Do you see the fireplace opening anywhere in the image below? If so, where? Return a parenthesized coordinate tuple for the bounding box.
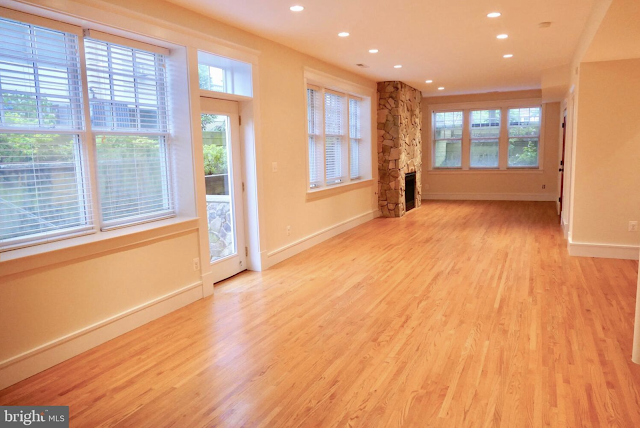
(405, 172, 416, 211)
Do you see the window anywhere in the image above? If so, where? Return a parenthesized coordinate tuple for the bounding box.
(305, 83, 368, 190)
(508, 107, 541, 168)
(470, 109, 500, 168)
(349, 98, 361, 179)
(197, 51, 252, 97)
(430, 104, 543, 171)
(433, 111, 463, 168)
(85, 38, 173, 229)
(0, 14, 179, 251)
(324, 91, 345, 184)
(0, 18, 92, 249)
(307, 87, 322, 188)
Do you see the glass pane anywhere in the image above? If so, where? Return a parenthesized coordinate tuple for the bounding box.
(434, 140, 461, 168)
(471, 109, 500, 138)
(508, 107, 541, 137)
(434, 111, 463, 139)
(508, 138, 539, 167)
(470, 140, 499, 168)
(202, 114, 236, 262)
(0, 133, 89, 242)
(96, 135, 172, 225)
(198, 51, 252, 97)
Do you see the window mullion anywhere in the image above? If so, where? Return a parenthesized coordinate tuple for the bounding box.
(345, 96, 351, 183)
(320, 88, 326, 188)
(499, 108, 509, 170)
(78, 35, 101, 231)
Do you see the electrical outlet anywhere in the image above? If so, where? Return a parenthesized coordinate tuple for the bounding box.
(286, 225, 291, 236)
(542, 184, 546, 189)
(425, 183, 430, 190)
(629, 221, 638, 232)
(193, 257, 200, 271)
(272, 162, 278, 173)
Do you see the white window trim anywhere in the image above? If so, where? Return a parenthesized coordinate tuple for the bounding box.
(427, 98, 545, 173)
(303, 68, 373, 195)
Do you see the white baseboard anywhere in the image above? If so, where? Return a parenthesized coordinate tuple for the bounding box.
(264, 209, 380, 269)
(423, 193, 557, 202)
(568, 240, 639, 260)
(0, 281, 204, 390)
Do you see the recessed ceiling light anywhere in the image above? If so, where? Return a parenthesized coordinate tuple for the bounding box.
(503, 54, 513, 58)
(425, 80, 433, 83)
(369, 49, 379, 53)
(487, 12, 501, 18)
(438, 87, 445, 90)
(497, 34, 509, 39)
(289, 5, 304, 12)
(394, 65, 402, 68)
(338, 32, 350, 37)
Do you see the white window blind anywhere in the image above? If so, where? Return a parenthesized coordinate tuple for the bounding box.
(84, 38, 168, 132)
(324, 91, 345, 184)
(349, 98, 361, 179)
(470, 109, 500, 168)
(0, 17, 92, 250)
(508, 107, 541, 168)
(307, 87, 322, 188)
(84, 37, 173, 228)
(433, 111, 463, 168)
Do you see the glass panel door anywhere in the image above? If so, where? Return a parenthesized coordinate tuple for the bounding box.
(199, 97, 246, 283)
(202, 113, 235, 262)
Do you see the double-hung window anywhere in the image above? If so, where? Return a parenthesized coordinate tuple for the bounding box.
(306, 83, 367, 190)
(431, 105, 543, 170)
(307, 86, 323, 188)
(470, 109, 500, 168)
(0, 13, 176, 251)
(0, 17, 91, 249)
(84, 37, 173, 229)
(324, 90, 345, 185)
(433, 111, 463, 168)
(349, 98, 362, 179)
(508, 107, 541, 168)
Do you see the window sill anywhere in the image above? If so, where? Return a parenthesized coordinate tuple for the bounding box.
(306, 179, 374, 201)
(428, 169, 543, 175)
(0, 216, 199, 277)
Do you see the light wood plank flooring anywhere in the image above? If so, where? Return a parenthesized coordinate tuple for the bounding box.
(1, 201, 640, 427)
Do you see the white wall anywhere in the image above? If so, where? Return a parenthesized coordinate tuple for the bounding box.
(569, 59, 640, 248)
(0, 0, 378, 388)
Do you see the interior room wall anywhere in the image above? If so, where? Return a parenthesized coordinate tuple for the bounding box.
(0, 0, 378, 388)
(569, 58, 640, 248)
(421, 91, 561, 200)
(82, 0, 380, 258)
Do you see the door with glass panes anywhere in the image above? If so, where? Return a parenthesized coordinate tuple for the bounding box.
(200, 97, 246, 282)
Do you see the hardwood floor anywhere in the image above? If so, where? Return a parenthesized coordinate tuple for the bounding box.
(1, 201, 640, 427)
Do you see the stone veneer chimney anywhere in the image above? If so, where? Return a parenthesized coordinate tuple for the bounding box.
(376, 81, 423, 217)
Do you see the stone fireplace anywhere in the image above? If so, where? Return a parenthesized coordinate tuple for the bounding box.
(376, 81, 423, 217)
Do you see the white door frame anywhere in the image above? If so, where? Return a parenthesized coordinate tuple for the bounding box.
(199, 97, 247, 287)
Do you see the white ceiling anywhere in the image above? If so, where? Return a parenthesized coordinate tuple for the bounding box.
(166, 0, 596, 96)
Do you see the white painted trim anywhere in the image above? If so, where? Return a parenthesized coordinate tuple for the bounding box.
(568, 240, 639, 260)
(0, 281, 204, 390)
(264, 210, 380, 269)
(422, 193, 557, 202)
(561, 216, 569, 239)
